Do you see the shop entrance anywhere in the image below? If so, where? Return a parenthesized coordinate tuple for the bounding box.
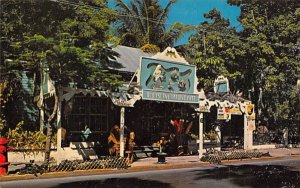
(124, 100, 198, 156)
(203, 106, 244, 151)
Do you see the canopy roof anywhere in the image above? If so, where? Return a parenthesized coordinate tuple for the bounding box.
(110, 45, 153, 73)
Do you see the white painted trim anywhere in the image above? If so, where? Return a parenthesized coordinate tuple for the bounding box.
(198, 113, 204, 159)
(152, 47, 189, 65)
(120, 107, 125, 157)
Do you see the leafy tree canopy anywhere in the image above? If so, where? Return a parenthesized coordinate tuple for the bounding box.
(114, 0, 192, 50)
(0, 0, 122, 130)
(1, 0, 121, 89)
(186, 0, 299, 130)
(186, 8, 242, 90)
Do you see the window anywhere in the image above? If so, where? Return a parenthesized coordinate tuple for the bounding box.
(215, 82, 229, 93)
(65, 95, 109, 135)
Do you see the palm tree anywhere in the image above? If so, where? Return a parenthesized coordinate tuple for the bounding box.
(114, 0, 191, 51)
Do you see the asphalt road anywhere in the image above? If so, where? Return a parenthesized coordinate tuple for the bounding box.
(1, 158, 300, 188)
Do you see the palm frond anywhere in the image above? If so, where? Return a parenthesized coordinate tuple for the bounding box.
(156, 0, 176, 30)
(163, 22, 193, 47)
(116, 0, 146, 34)
(131, 0, 147, 34)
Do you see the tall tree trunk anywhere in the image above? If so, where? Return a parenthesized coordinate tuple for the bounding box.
(44, 91, 58, 164)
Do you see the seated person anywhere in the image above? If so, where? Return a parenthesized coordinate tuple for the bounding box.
(127, 131, 136, 163)
(165, 133, 177, 156)
(108, 125, 120, 155)
(61, 127, 68, 147)
(128, 131, 136, 151)
(81, 125, 92, 141)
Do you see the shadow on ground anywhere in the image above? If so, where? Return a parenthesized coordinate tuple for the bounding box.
(193, 164, 300, 188)
(50, 178, 172, 188)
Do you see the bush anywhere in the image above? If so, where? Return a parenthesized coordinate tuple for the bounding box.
(7, 121, 57, 152)
(140, 44, 160, 53)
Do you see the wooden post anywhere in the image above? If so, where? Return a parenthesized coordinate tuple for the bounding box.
(56, 98, 62, 164)
(40, 108, 44, 132)
(215, 125, 221, 151)
(198, 112, 204, 159)
(244, 113, 248, 150)
(120, 107, 125, 157)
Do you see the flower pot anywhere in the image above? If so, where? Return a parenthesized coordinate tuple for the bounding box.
(157, 152, 167, 163)
(0, 138, 8, 175)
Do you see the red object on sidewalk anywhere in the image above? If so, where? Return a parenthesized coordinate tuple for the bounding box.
(0, 138, 9, 175)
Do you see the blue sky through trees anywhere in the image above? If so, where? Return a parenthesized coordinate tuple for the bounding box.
(109, 0, 241, 46)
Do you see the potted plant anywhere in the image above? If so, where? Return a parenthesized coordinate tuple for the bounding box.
(157, 138, 167, 163)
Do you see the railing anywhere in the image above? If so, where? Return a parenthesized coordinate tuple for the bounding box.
(9, 156, 129, 175)
(201, 149, 271, 164)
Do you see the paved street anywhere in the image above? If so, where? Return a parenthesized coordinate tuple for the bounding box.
(1, 158, 299, 188)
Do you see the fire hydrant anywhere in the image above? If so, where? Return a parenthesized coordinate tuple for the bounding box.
(0, 138, 9, 175)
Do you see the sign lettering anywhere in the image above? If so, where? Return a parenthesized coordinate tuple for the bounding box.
(143, 90, 199, 103)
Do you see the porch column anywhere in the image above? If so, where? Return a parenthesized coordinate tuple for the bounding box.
(243, 114, 247, 149)
(56, 98, 62, 164)
(247, 118, 254, 150)
(198, 112, 204, 159)
(215, 125, 221, 151)
(57, 100, 62, 150)
(120, 107, 125, 157)
(243, 114, 253, 150)
(40, 108, 44, 132)
(39, 70, 44, 132)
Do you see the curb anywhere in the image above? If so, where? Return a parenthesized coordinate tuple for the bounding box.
(2, 155, 300, 182)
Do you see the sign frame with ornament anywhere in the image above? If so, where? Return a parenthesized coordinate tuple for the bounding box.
(217, 107, 231, 120)
(198, 105, 210, 112)
(246, 104, 255, 120)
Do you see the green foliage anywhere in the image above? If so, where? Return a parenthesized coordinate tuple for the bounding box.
(0, 80, 13, 137)
(114, 0, 191, 49)
(1, 0, 121, 88)
(7, 121, 57, 151)
(204, 131, 218, 141)
(186, 1, 300, 132)
(0, 117, 6, 138)
(140, 43, 161, 53)
(231, 0, 299, 128)
(1, 0, 122, 130)
(186, 8, 241, 90)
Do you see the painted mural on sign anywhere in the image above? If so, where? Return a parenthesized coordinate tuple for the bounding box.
(145, 63, 193, 92)
(140, 57, 198, 103)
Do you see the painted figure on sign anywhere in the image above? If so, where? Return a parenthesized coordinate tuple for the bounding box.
(152, 64, 164, 89)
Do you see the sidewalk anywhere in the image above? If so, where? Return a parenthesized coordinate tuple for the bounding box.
(257, 147, 300, 157)
(131, 147, 300, 168)
(2, 148, 300, 181)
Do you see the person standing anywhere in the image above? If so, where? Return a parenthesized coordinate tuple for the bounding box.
(170, 116, 185, 155)
(283, 127, 289, 148)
